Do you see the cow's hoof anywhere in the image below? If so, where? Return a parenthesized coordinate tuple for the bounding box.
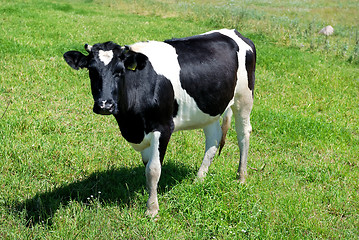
(195, 173, 206, 183)
(195, 177, 205, 183)
(146, 208, 159, 220)
(238, 177, 246, 184)
(236, 171, 247, 184)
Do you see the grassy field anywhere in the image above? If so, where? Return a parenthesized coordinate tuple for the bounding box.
(1, 0, 358, 238)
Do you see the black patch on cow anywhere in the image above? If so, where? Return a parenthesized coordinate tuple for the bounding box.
(173, 100, 179, 118)
(234, 30, 256, 93)
(245, 50, 256, 93)
(165, 32, 239, 116)
(113, 60, 175, 144)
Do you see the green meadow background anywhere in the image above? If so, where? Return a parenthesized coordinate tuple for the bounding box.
(0, 0, 358, 239)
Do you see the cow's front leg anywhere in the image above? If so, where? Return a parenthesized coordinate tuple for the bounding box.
(197, 120, 222, 180)
(141, 130, 171, 217)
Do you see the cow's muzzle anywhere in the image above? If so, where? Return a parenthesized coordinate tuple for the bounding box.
(93, 99, 117, 115)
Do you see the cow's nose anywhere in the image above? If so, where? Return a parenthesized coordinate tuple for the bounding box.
(95, 99, 116, 115)
(101, 100, 114, 111)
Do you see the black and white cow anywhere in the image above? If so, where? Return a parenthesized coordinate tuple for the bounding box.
(63, 29, 256, 217)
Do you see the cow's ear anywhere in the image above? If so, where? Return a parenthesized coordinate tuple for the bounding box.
(63, 51, 88, 70)
(123, 52, 147, 71)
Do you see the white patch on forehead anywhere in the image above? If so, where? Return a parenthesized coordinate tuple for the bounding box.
(98, 50, 113, 66)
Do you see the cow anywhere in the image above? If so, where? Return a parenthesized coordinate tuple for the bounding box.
(63, 29, 256, 217)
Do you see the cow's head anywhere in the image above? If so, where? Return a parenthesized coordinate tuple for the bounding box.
(63, 41, 147, 115)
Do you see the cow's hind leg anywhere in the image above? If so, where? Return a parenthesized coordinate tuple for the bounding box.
(219, 108, 233, 155)
(197, 120, 222, 180)
(232, 93, 253, 183)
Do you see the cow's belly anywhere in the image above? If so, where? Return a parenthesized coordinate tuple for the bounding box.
(173, 96, 221, 131)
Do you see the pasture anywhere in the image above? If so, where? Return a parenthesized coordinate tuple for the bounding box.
(0, 0, 358, 238)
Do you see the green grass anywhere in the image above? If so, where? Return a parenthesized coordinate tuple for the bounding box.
(0, 0, 358, 239)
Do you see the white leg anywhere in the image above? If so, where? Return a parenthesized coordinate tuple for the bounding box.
(197, 121, 222, 179)
(141, 147, 151, 165)
(232, 96, 253, 183)
(142, 131, 162, 217)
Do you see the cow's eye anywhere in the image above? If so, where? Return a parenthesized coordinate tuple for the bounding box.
(88, 61, 97, 70)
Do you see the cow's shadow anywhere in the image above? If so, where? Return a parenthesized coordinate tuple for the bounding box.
(12, 161, 192, 227)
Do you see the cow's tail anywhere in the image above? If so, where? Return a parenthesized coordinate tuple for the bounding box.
(218, 108, 233, 156)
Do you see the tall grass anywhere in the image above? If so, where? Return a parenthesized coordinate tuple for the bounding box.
(98, 0, 359, 63)
(0, 0, 358, 239)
